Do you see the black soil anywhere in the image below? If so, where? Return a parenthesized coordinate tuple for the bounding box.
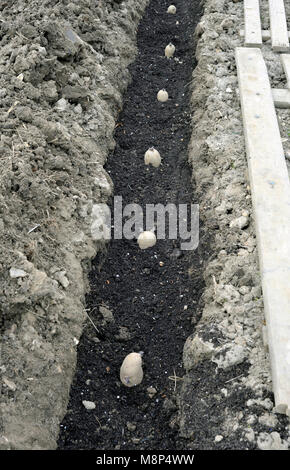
(57, 0, 207, 450)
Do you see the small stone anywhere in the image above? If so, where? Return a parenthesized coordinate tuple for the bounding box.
(126, 422, 137, 432)
(3, 377, 17, 391)
(195, 21, 205, 37)
(258, 398, 274, 411)
(212, 344, 247, 369)
(147, 386, 157, 398)
(245, 428, 255, 442)
(247, 415, 256, 425)
(247, 400, 255, 408)
(55, 98, 68, 111)
(82, 400, 96, 410)
(74, 104, 82, 114)
(9, 268, 28, 278)
(257, 432, 288, 450)
(54, 270, 69, 289)
(115, 326, 131, 342)
(215, 435, 223, 442)
(99, 306, 114, 323)
(183, 333, 215, 371)
(230, 215, 249, 230)
(258, 413, 278, 428)
(239, 286, 250, 295)
(131, 438, 140, 444)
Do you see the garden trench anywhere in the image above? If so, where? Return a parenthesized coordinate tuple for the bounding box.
(2, 0, 289, 451)
(57, 0, 208, 450)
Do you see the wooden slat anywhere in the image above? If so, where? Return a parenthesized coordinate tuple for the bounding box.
(272, 88, 290, 108)
(281, 54, 290, 88)
(269, 0, 289, 51)
(244, 0, 262, 47)
(240, 30, 290, 42)
(236, 47, 290, 416)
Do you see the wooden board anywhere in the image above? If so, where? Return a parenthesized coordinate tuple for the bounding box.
(236, 47, 290, 416)
(281, 54, 290, 88)
(240, 29, 290, 42)
(269, 0, 289, 51)
(244, 0, 262, 47)
(272, 88, 290, 108)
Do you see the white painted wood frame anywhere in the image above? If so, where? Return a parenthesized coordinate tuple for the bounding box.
(244, 0, 262, 47)
(236, 47, 290, 416)
(268, 0, 289, 51)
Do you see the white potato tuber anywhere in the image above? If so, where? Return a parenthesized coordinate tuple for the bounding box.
(157, 89, 169, 102)
(137, 231, 157, 249)
(165, 43, 175, 58)
(120, 352, 144, 387)
(167, 5, 176, 14)
(144, 147, 161, 167)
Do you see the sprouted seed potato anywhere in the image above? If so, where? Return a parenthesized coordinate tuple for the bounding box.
(167, 5, 176, 14)
(165, 43, 175, 58)
(120, 352, 144, 387)
(157, 89, 169, 102)
(137, 231, 157, 249)
(144, 147, 161, 167)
